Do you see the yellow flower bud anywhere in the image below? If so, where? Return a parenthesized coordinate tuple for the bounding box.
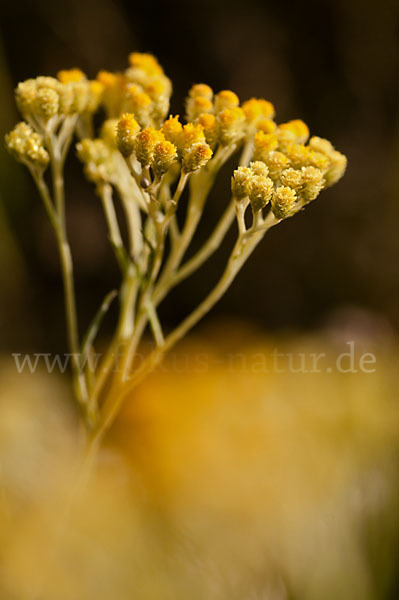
(86, 80, 104, 112)
(280, 167, 304, 188)
(152, 95, 171, 125)
(70, 81, 90, 113)
(15, 79, 37, 115)
(214, 90, 239, 113)
(242, 98, 275, 123)
(249, 175, 274, 211)
(300, 166, 325, 202)
(97, 70, 118, 88)
(188, 84, 213, 100)
(264, 150, 290, 181)
(125, 83, 152, 126)
(217, 107, 245, 145)
(181, 122, 206, 148)
(143, 77, 172, 123)
(324, 150, 347, 187)
(161, 115, 183, 148)
(57, 69, 86, 84)
(258, 99, 275, 118)
(145, 79, 167, 99)
(231, 166, 253, 199)
(253, 131, 278, 161)
(5, 122, 49, 170)
(182, 142, 213, 173)
(198, 113, 219, 147)
(284, 142, 310, 169)
(186, 96, 213, 122)
(271, 186, 298, 219)
(76, 138, 109, 164)
(58, 84, 74, 114)
(276, 128, 296, 149)
(307, 149, 329, 172)
(5, 122, 32, 155)
(116, 113, 140, 157)
(249, 161, 269, 177)
(128, 53, 163, 76)
(76, 139, 111, 183)
(35, 87, 59, 119)
(134, 126, 164, 167)
(97, 71, 125, 117)
(126, 83, 152, 107)
(183, 122, 207, 145)
(256, 118, 277, 134)
(308, 136, 334, 155)
(36, 76, 60, 90)
(25, 136, 50, 168)
(278, 119, 309, 144)
(101, 119, 119, 148)
(152, 140, 178, 178)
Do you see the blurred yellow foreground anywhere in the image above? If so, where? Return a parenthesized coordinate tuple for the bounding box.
(0, 326, 397, 600)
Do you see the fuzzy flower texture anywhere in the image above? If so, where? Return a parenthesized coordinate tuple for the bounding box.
(4, 53, 347, 441)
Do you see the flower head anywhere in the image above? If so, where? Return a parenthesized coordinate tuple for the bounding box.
(116, 113, 140, 157)
(248, 175, 274, 211)
(198, 113, 219, 147)
(152, 141, 178, 178)
(182, 142, 213, 173)
(300, 166, 325, 202)
(188, 84, 213, 100)
(181, 122, 206, 148)
(76, 138, 112, 183)
(186, 96, 213, 122)
(57, 69, 86, 84)
(280, 167, 304, 189)
(242, 98, 275, 123)
(278, 119, 309, 144)
(35, 87, 59, 119)
(134, 126, 164, 167)
(217, 107, 245, 145)
(271, 186, 299, 219)
(5, 122, 49, 170)
(128, 52, 163, 76)
(231, 166, 253, 199)
(254, 131, 278, 160)
(214, 90, 239, 113)
(161, 115, 184, 148)
(324, 150, 347, 187)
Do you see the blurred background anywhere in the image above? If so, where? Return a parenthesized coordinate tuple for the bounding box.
(0, 0, 398, 352)
(0, 1, 398, 599)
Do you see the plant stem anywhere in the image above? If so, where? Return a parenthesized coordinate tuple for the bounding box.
(49, 146, 89, 406)
(32, 154, 88, 409)
(91, 218, 277, 448)
(99, 183, 126, 270)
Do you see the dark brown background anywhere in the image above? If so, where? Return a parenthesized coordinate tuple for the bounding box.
(0, 0, 397, 352)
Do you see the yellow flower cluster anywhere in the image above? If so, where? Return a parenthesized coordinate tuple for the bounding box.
(76, 138, 114, 184)
(232, 162, 273, 212)
(253, 121, 347, 191)
(97, 53, 172, 126)
(231, 118, 346, 219)
(6, 52, 346, 220)
(5, 122, 49, 169)
(15, 72, 103, 122)
(4, 51, 348, 444)
(115, 113, 213, 175)
(232, 117, 346, 220)
(73, 57, 346, 213)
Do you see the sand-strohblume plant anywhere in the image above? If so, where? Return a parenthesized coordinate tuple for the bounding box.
(5, 52, 347, 457)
